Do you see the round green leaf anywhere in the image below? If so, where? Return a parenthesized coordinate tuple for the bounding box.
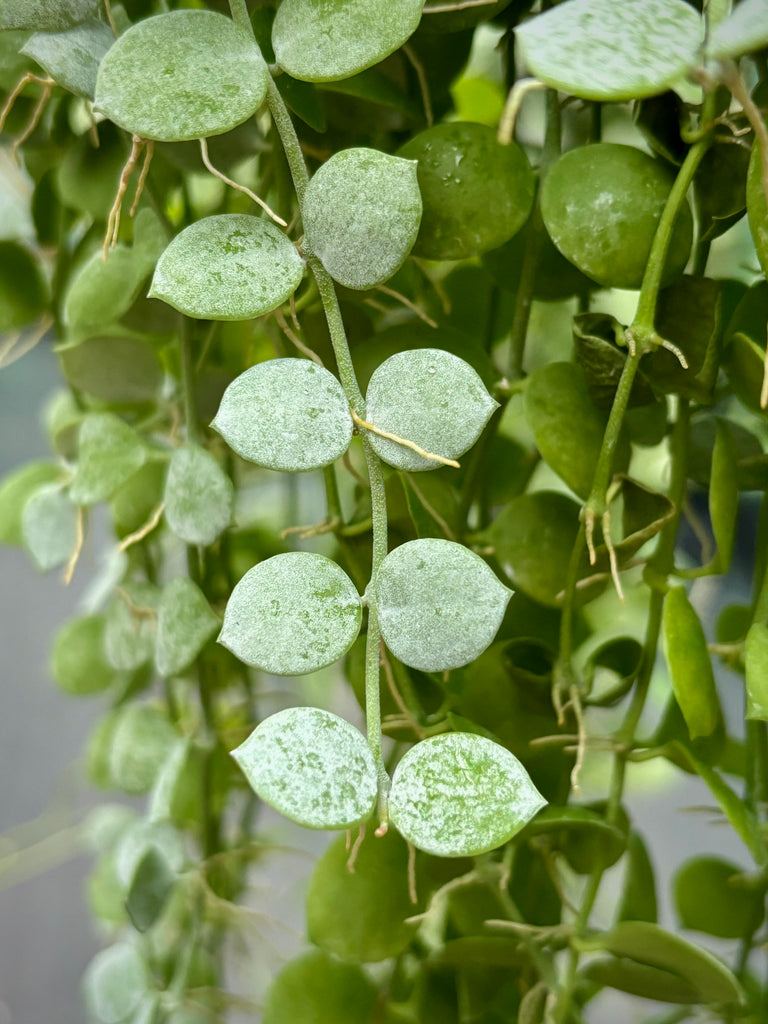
(212, 358, 353, 472)
(150, 215, 304, 321)
(82, 943, 150, 1024)
(164, 444, 233, 547)
(21, 483, 78, 572)
(399, 122, 534, 260)
(307, 830, 418, 963)
(231, 707, 377, 829)
(516, 0, 702, 102)
(304, 148, 421, 290)
(1, 0, 101, 31)
(50, 614, 118, 696)
(220, 552, 362, 674)
(707, 0, 768, 60)
(389, 732, 546, 857)
(104, 583, 158, 672)
(272, 0, 424, 83)
(0, 461, 62, 546)
(364, 348, 498, 472)
(59, 335, 163, 406)
(155, 578, 219, 679)
(111, 461, 166, 540)
(64, 245, 149, 334)
(69, 413, 146, 506)
(375, 539, 511, 672)
(263, 950, 377, 1024)
(94, 11, 269, 142)
(22, 20, 114, 97)
(541, 144, 693, 290)
(109, 703, 178, 796)
(675, 856, 762, 938)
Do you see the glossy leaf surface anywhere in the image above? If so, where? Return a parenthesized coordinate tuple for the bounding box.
(389, 732, 546, 857)
(303, 148, 422, 290)
(307, 830, 418, 963)
(150, 215, 303, 321)
(662, 587, 721, 740)
(231, 707, 377, 829)
(220, 553, 361, 675)
(22, 20, 114, 97)
(541, 144, 692, 290)
(263, 950, 377, 1024)
(364, 348, 497, 472)
(212, 359, 352, 472)
(69, 413, 146, 506)
(399, 123, 534, 259)
(516, 0, 702, 102)
(272, 0, 424, 83)
(155, 578, 219, 678)
(164, 444, 233, 547)
(375, 539, 511, 672)
(95, 11, 269, 141)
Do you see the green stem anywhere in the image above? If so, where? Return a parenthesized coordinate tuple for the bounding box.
(587, 351, 641, 513)
(228, 0, 251, 35)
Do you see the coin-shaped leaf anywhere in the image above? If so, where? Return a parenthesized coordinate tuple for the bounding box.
(374, 539, 511, 672)
(272, 0, 424, 83)
(164, 444, 233, 547)
(155, 578, 220, 678)
(82, 943, 150, 1024)
(231, 707, 376, 829)
(212, 359, 353, 472)
(22, 20, 114, 97)
(399, 122, 534, 260)
(50, 614, 118, 696)
(303, 148, 422, 290)
(95, 11, 269, 141)
(104, 582, 158, 672)
(707, 0, 768, 60)
(21, 483, 78, 572)
(516, 0, 702, 102)
(150, 215, 304, 321)
(263, 950, 377, 1024)
(69, 413, 146, 506)
(1, 0, 101, 31)
(364, 349, 498, 472)
(109, 703, 178, 796)
(389, 732, 546, 857)
(219, 552, 362, 675)
(541, 144, 693, 290)
(0, 461, 62, 546)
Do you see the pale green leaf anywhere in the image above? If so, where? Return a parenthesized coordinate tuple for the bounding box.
(104, 582, 158, 671)
(164, 444, 233, 547)
(69, 413, 146, 506)
(364, 349, 498, 472)
(109, 703, 178, 796)
(374, 539, 511, 671)
(22, 20, 114, 97)
(745, 621, 768, 720)
(155, 578, 219, 678)
(212, 358, 353, 472)
(0, 461, 62, 546)
(50, 614, 118, 696)
(388, 732, 546, 857)
(707, 0, 768, 58)
(747, 141, 768, 281)
(263, 950, 377, 1024)
(1, 0, 101, 31)
(662, 587, 721, 740)
(95, 11, 269, 141)
(114, 819, 186, 889)
(220, 552, 361, 674)
(303, 148, 421, 290)
(21, 483, 78, 572)
(516, 0, 703, 102)
(709, 420, 738, 573)
(272, 0, 424, 83)
(231, 707, 377, 829)
(150, 215, 304, 321)
(82, 943, 150, 1024)
(64, 246, 150, 334)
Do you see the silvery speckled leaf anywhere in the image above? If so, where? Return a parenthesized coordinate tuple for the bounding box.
(707, 0, 768, 59)
(104, 582, 158, 672)
(22, 20, 114, 98)
(516, 0, 703, 102)
(374, 539, 511, 672)
(272, 0, 424, 83)
(21, 483, 78, 571)
(304, 148, 422, 290)
(231, 707, 377, 829)
(388, 732, 546, 857)
(1, 0, 100, 31)
(364, 348, 498, 472)
(220, 552, 362, 675)
(150, 215, 304, 321)
(95, 10, 269, 141)
(155, 577, 220, 678)
(164, 444, 233, 547)
(69, 413, 146, 506)
(82, 943, 150, 1024)
(212, 359, 353, 472)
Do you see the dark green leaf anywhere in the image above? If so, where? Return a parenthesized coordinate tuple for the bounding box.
(59, 334, 163, 405)
(125, 846, 175, 933)
(694, 139, 750, 243)
(0, 241, 47, 331)
(618, 831, 658, 924)
(747, 136, 768, 280)
(573, 313, 655, 409)
(582, 958, 701, 1004)
(675, 856, 763, 938)
(647, 276, 723, 401)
